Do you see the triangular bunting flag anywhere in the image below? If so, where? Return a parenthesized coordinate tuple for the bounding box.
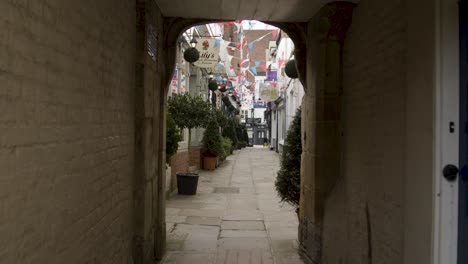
(278, 59, 288, 68)
(260, 64, 267, 72)
(227, 21, 234, 26)
(249, 67, 257, 76)
(248, 42, 255, 51)
(237, 32, 244, 40)
(214, 39, 221, 48)
(272, 29, 280, 39)
(255, 60, 261, 67)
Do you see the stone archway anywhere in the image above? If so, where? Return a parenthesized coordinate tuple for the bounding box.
(134, 2, 355, 262)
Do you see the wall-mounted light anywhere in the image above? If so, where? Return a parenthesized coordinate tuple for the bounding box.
(190, 37, 198, 48)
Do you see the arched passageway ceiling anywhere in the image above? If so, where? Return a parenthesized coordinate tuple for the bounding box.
(154, 0, 349, 22)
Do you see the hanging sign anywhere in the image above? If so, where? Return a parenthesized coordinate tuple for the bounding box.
(193, 38, 220, 68)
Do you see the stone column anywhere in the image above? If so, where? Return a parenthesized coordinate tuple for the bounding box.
(299, 2, 355, 263)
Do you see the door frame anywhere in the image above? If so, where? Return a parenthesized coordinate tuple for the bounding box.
(433, 0, 460, 263)
(458, 0, 468, 263)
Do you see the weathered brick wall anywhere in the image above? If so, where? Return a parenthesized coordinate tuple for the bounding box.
(321, 0, 407, 263)
(189, 146, 201, 169)
(169, 150, 189, 192)
(0, 0, 135, 263)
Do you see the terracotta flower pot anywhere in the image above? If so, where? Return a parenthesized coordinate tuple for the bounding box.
(203, 156, 217, 170)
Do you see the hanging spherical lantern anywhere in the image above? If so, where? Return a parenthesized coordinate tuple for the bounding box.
(183, 47, 200, 63)
(285, 60, 298, 79)
(208, 80, 218, 91)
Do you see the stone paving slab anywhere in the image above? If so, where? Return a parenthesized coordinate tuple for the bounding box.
(185, 216, 221, 226)
(163, 147, 304, 264)
(216, 249, 274, 264)
(220, 230, 268, 238)
(221, 220, 265, 230)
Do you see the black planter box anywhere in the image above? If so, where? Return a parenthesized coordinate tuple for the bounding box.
(176, 173, 199, 195)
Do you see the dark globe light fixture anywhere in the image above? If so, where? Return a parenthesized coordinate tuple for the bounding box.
(285, 60, 299, 79)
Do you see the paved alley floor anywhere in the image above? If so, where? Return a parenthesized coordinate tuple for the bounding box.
(163, 147, 304, 264)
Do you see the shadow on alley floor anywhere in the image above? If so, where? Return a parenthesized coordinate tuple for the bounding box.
(163, 146, 304, 264)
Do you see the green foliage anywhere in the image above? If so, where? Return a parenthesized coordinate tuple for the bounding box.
(220, 137, 233, 161)
(201, 118, 224, 157)
(235, 123, 247, 148)
(213, 108, 228, 128)
(166, 112, 182, 162)
(208, 80, 219, 91)
(275, 108, 302, 208)
(222, 118, 238, 148)
(168, 93, 211, 130)
(243, 127, 249, 143)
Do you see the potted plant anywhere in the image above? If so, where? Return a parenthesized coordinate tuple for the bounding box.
(219, 137, 233, 162)
(222, 117, 238, 150)
(275, 108, 301, 216)
(201, 118, 224, 170)
(168, 93, 211, 195)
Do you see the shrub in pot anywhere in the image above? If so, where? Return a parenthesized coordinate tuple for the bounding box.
(222, 118, 238, 149)
(201, 118, 224, 170)
(275, 108, 301, 211)
(220, 137, 233, 161)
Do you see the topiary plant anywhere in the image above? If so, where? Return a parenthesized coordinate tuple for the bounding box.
(208, 80, 219, 91)
(220, 137, 233, 161)
(184, 47, 200, 63)
(201, 118, 224, 158)
(213, 108, 228, 128)
(275, 108, 301, 208)
(285, 59, 298, 79)
(166, 112, 182, 163)
(222, 118, 238, 148)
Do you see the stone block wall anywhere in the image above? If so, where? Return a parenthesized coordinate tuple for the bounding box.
(309, 0, 436, 264)
(0, 0, 135, 263)
(323, 0, 407, 263)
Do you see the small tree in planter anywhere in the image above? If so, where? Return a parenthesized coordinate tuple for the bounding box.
(201, 118, 224, 170)
(275, 108, 301, 212)
(168, 93, 211, 194)
(222, 117, 238, 149)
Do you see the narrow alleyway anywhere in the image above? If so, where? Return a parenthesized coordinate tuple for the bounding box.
(163, 147, 304, 264)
